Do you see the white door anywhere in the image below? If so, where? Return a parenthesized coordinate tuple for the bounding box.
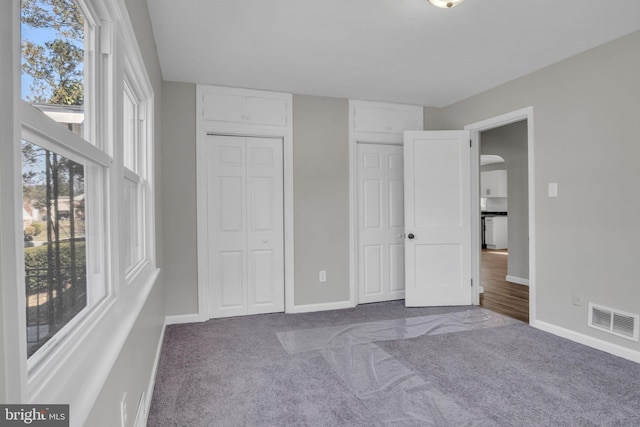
(357, 143, 405, 303)
(204, 134, 284, 318)
(404, 131, 472, 306)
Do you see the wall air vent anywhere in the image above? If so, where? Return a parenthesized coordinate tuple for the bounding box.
(588, 303, 639, 342)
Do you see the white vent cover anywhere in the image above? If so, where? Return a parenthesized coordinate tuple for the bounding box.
(588, 303, 639, 341)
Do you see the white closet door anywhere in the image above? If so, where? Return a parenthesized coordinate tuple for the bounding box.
(206, 135, 284, 318)
(357, 143, 405, 304)
(246, 138, 284, 314)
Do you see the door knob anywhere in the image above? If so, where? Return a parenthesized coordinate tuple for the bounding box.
(407, 233, 415, 239)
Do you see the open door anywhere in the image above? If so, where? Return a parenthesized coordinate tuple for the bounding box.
(404, 130, 472, 307)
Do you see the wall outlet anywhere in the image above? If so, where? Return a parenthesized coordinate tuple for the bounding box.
(121, 392, 128, 427)
(571, 291, 582, 306)
(319, 270, 326, 283)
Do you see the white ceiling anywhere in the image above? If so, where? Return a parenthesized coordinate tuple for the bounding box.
(147, 0, 640, 107)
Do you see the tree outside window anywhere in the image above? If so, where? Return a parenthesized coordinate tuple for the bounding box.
(21, 0, 89, 358)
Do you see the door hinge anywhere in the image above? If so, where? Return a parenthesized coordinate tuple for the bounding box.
(471, 278, 473, 287)
(469, 139, 472, 147)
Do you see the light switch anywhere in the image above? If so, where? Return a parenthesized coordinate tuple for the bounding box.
(548, 183, 558, 197)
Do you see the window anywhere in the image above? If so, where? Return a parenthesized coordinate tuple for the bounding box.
(122, 77, 152, 280)
(21, 0, 91, 142)
(7, 0, 157, 415)
(20, 0, 108, 364)
(21, 137, 107, 359)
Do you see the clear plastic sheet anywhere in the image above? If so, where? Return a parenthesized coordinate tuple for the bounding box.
(322, 343, 495, 426)
(277, 308, 519, 355)
(277, 309, 516, 426)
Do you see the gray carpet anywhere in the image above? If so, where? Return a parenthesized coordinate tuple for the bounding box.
(148, 302, 640, 426)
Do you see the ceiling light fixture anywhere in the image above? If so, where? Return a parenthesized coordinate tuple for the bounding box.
(429, 0, 464, 8)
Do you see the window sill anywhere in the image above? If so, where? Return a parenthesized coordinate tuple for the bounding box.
(27, 267, 161, 426)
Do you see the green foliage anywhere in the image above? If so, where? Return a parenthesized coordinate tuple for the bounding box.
(32, 222, 43, 236)
(21, 0, 85, 105)
(24, 226, 36, 237)
(24, 240, 86, 295)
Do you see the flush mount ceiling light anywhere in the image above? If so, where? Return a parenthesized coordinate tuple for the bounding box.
(429, 0, 465, 8)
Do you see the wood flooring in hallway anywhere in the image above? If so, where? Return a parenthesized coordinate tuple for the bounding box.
(480, 249, 529, 323)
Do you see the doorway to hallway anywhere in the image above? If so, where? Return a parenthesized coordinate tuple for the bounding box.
(467, 107, 534, 323)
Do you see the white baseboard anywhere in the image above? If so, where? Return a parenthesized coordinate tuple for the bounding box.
(142, 322, 166, 426)
(292, 300, 354, 314)
(506, 275, 529, 286)
(533, 320, 640, 364)
(165, 313, 203, 325)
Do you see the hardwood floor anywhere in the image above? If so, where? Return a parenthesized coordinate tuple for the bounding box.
(479, 249, 529, 323)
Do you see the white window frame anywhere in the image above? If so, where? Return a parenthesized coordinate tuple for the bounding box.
(121, 40, 155, 285)
(21, 108, 111, 374)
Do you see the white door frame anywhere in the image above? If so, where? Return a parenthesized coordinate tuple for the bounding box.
(465, 106, 535, 324)
(196, 93, 294, 320)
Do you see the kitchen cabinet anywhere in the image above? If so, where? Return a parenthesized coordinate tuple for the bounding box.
(485, 216, 508, 249)
(481, 170, 507, 198)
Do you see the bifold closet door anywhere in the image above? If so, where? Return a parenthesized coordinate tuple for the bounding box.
(205, 135, 284, 318)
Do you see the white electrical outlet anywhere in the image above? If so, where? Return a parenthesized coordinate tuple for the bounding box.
(121, 392, 128, 427)
(319, 270, 327, 283)
(548, 182, 558, 197)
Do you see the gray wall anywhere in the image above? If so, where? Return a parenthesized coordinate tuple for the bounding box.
(481, 121, 529, 280)
(161, 81, 198, 316)
(438, 30, 640, 351)
(87, 280, 165, 426)
(424, 106, 447, 130)
(293, 95, 350, 305)
(88, 0, 166, 422)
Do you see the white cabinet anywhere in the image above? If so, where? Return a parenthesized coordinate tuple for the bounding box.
(485, 216, 508, 249)
(201, 87, 289, 127)
(351, 101, 423, 136)
(481, 170, 507, 198)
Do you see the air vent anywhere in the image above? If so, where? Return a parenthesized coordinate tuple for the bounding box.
(588, 303, 639, 341)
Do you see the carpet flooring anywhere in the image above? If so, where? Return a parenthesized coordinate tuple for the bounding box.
(148, 302, 640, 426)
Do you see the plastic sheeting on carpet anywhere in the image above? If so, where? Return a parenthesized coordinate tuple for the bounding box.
(277, 309, 517, 426)
(277, 308, 519, 355)
(323, 342, 495, 426)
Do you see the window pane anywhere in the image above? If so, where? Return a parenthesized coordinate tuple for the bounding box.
(22, 140, 87, 358)
(21, 0, 86, 139)
(123, 87, 137, 172)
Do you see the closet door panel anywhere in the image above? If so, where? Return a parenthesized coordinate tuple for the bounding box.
(246, 138, 284, 315)
(207, 136, 248, 318)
